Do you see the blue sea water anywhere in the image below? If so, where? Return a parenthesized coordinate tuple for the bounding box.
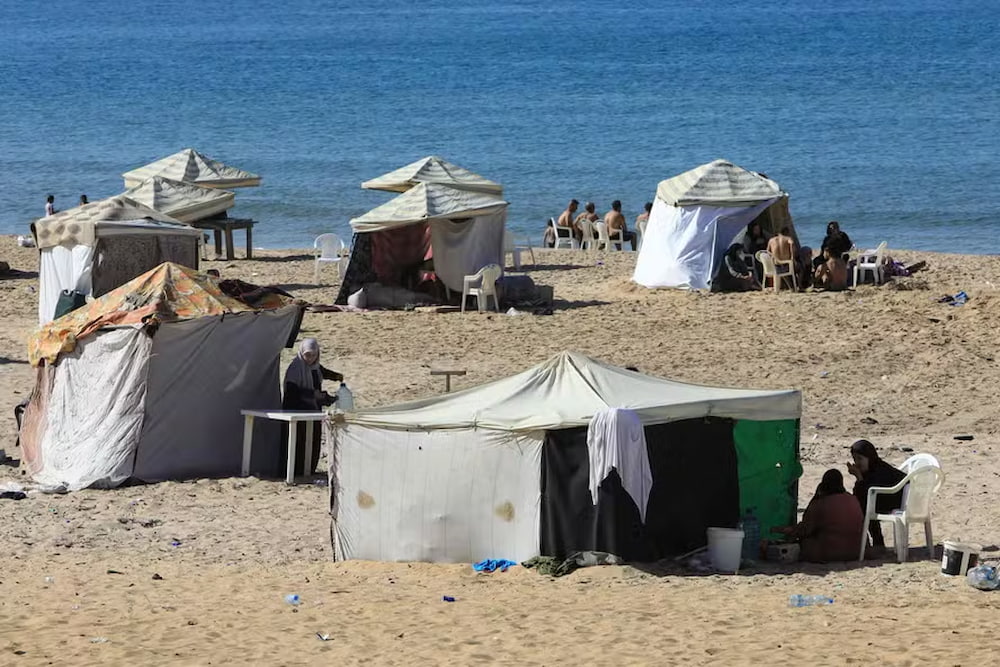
(1, 0, 998, 253)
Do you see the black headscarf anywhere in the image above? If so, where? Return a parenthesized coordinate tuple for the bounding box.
(821, 221, 852, 256)
(816, 468, 846, 497)
(850, 439, 906, 512)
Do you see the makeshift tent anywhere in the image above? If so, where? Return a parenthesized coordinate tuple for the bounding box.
(32, 196, 202, 325)
(20, 262, 302, 490)
(123, 176, 235, 223)
(361, 155, 503, 195)
(122, 148, 261, 189)
(335, 182, 507, 303)
(633, 159, 798, 290)
(328, 351, 802, 563)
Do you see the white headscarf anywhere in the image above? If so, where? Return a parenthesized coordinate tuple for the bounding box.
(284, 338, 320, 389)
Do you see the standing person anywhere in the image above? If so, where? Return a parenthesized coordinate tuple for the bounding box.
(772, 469, 864, 562)
(557, 199, 580, 244)
(282, 339, 344, 476)
(542, 219, 556, 248)
(604, 200, 637, 251)
(79, 194, 89, 206)
(45, 195, 56, 216)
(847, 439, 905, 557)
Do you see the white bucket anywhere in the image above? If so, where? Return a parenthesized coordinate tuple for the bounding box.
(707, 527, 745, 572)
(941, 541, 981, 576)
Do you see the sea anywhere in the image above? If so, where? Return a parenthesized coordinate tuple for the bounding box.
(2, 0, 998, 253)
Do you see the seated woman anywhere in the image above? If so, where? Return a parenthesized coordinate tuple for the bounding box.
(814, 221, 852, 268)
(714, 243, 758, 292)
(773, 469, 864, 562)
(282, 339, 344, 476)
(848, 439, 905, 556)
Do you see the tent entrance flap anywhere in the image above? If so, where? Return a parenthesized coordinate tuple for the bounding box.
(733, 419, 801, 539)
(540, 419, 740, 560)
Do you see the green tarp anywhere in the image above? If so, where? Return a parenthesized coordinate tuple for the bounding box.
(734, 419, 802, 538)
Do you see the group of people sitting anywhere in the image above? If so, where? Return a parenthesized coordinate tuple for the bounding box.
(773, 439, 907, 562)
(544, 199, 651, 251)
(716, 220, 854, 292)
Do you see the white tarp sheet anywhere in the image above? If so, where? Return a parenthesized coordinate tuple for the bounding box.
(30, 329, 151, 490)
(341, 351, 801, 432)
(331, 425, 543, 562)
(633, 198, 775, 290)
(429, 211, 506, 292)
(38, 245, 95, 325)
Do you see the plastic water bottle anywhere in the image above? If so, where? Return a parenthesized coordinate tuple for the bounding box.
(788, 594, 834, 607)
(740, 508, 760, 561)
(336, 383, 354, 411)
(285, 594, 301, 606)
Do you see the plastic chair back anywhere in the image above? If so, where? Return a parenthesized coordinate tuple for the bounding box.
(480, 263, 502, 289)
(900, 466, 944, 521)
(578, 218, 594, 249)
(900, 453, 941, 474)
(315, 233, 345, 259)
(637, 217, 648, 237)
(594, 221, 611, 250)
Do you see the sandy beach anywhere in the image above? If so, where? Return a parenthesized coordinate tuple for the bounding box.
(1, 235, 999, 665)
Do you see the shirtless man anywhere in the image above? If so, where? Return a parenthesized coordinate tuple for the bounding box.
(574, 202, 600, 241)
(813, 247, 848, 290)
(766, 226, 799, 288)
(557, 199, 580, 244)
(604, 200, 637, 251)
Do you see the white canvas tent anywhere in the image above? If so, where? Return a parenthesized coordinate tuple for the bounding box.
(32, 196, 202, 324)
(361, 155, 503, 195)
(20, 263, 302, 490)
(633, 159, 796, 290)
(123, 176, 235, 223)
(340, 182, 508, 297)
(329, 351, 802, 563)
(122, 148, 261, 189)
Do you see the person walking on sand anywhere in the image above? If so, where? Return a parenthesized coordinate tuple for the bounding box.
(605, 200, 637, 251)
(45, 195, 57, 216)
(557, 199, 580, 244)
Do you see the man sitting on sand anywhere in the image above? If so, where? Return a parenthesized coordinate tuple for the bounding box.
(604, 200, 637, 251)
(558, 199, 580, 244)
(766, 226, 797, 288)
(813, 247, 848, 290)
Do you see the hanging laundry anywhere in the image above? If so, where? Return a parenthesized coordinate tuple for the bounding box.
(587, 408, 653, 523)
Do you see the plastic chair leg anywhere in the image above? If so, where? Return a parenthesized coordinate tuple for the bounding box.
(925, 521, 934, 559)
(461, 290, 468, 313)
(894, 521, 908, 562)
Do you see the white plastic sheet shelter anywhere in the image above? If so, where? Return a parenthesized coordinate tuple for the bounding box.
(361, 155, 503, 194)
(32, 196, 201, 324)
(328, 351, 801, 563)
(20, 265, 302, 490)
(123, 176, 235, 223)
(348, 182, 508, 293)
(633, 159, 793, 290)
(122, 148, 261, 189)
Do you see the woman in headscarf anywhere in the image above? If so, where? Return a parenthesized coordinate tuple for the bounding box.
(773, 469, 864, 562)
(282, 338, 343, 476)
(713, 243, 758, 292)
(814, 221, 852, 268)
(848, 439, 906, 554)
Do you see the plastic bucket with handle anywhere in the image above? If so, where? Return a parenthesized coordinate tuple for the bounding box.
(941, 541, 981, 576)
(707, 527, 745, 572)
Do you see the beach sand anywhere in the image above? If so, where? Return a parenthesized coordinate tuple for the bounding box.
(1, 236, 999, 665)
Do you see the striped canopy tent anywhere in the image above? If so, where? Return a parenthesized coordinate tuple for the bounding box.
(337, 183, 508, 303)
(633, 159, 797, 290)
(123, 176, 235, 223)
(361, 156, 503, 195)
(122, 149, 261, 189)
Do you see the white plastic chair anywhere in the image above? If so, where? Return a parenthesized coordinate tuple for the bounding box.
(461, 263, 502, 313)
(552, 217, 576, 249)
(636, 217, 648, 250)
(755, 250, 797, 293)
(854, 241, 888, 286)
(578, 218, 596, 252)
(314, 234, 347, 284)
(594, 222, 613, 252)
(504, 231, 535, 270)
(858, 456, 945, 562)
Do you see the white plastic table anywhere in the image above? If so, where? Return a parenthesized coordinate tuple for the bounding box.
(241, 409, 327, 484)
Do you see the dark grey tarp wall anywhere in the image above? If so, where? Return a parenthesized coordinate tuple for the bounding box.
(540, 418, 740, 560)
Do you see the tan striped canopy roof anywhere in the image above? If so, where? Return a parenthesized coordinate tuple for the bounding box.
(350, 182, 508, 233)
(123, 176, 235, 223)
(122, 149, 261, 189)
(656, 159, 785, 207)
(361, 156, 503, 194)
(32, 196, 194, 249)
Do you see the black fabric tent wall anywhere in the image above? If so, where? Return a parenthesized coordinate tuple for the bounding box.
(540, 417, 740, 560)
